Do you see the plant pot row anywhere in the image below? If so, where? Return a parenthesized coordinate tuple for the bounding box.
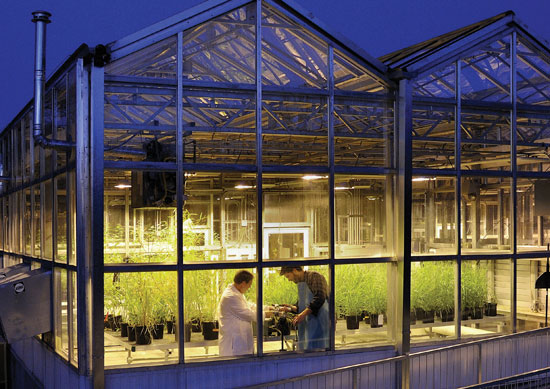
(345, 314, 384, 329)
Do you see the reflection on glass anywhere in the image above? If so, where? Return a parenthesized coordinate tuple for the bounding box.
(70, 271, 78, 366)
(104, 272, 178, 367)
(335, 263, 392, 349)
(461, 177, 511, 253)
(263, 175, 328, 260)
(56, 174, 67, 263)
(517, 178, 550, 251)
(335, 176, 390, 258)
(461, 260, 510, 337)
(411, 261, 455, 343)
(517, 259, 549, 332)
(412, 177, 456, 255)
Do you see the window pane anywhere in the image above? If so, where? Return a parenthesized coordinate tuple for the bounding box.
(54, 268, 69, 359)
(461, 259, 510, 338)
(184, 172, 256, 263)
(461, 177, 511, 254)
(517, 258, 549, 332)
(335, 263, 393, 349)
(263, 265, 329, 354)
(104, 271, 178, 367)
(411, 261, 455, 343)
(413, 64, 455, 99)
(55, 174, 67, 263)
(335, 175, 391, 258)
(184, 269, 257, 361)
(412, 177, 456, 255)
(263, 175, 328, 260)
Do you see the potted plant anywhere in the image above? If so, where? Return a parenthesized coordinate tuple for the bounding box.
(437, 262, 455, 322)
(125, 272, 154, 345)
(336, 264, 366, 329)
(485, 289, 498, 316)
(364, 264, 387, 328)
(462, 262, 488, 320)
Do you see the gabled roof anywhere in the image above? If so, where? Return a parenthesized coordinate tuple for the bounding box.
(106, 0, 390, 84)
(380, 10, 550, 76)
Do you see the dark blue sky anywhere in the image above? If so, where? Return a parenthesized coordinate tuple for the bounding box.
(2, 0, 550, 129)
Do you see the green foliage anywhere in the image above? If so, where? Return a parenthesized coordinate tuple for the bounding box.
(364, 264, 388, 315)
(412, 262, 454, 312)
(462, 262, 488, 309)
(263, 270, 298, 306)
(335, 264, 387, 316)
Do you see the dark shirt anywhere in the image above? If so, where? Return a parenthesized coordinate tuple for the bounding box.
(299, 271, 328, 316)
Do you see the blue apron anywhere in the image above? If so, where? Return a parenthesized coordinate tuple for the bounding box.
(297, 281, 330, 351)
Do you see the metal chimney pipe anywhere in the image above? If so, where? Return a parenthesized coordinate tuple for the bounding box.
(32, 11, 75, 151)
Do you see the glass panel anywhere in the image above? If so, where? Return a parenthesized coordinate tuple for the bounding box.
(517, 178, 550, 252)
(68, 67, 77, 164)
(183, 6, 255, 84)
(335, 263, 392, 349)
(517, 112, 550, 172)
(184, 269, 257, 361)
(44, 90, 54, 175)
(461, 260, 510, 338)
(69, 171, 76, 266)
(263, 174, 328, 260)
(33, 185, 41, 256)
(105, 36, 177, 78)
(412, 177, 456, 255)
(104, 86, 176, 162)
(43, 179, 53, 259)
(182, 91, 255, 165)
(262, 95, 327, 165)
(104, 271, 178, 367)
(461, 108, 510, 171)
(70, 271, 78, 366)
(104, 170, 176, 264)
(333, 50, 386, 93)
(411, 261, 456, 343)
(262, 4, 327, 89)
(461, 35, 511, 102)
(516, 38, 550, 105)
(516, 258, 550, 332)
(54, 268, 69, 358)
(24, 112, 32, 181)
(335, 175, 390, 258)
(183, 172, 256, 263)
(461, 177, 511, 254)
(56, 174, 67, 263)
(24, 188, 31, 254)
(263, 265, 329, 354)
(334, 98, 393, 168)
(412, 104, 455, 169)
(413, 64, 456, 99)
(54, 76, 68, 170)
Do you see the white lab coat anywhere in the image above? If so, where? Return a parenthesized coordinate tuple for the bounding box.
(218, 284, 258, 356)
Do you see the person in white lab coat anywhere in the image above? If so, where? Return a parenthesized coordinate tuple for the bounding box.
(218, 270, 271, 356)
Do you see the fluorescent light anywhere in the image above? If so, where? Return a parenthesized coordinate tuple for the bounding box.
(302, 175, 327, 181)
(235, 184, 254, 189)
(412, 177, 436, 182)
(114, 184, 131, 189)
(335, 185, 354, 190)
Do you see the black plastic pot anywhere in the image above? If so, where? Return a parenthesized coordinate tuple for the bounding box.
(166, 320, 174, 334)
(275, 317, 291, 336)
(135, 326, 152, 345)
(370, 314, 383, 328)
(471, 307, 483, 320)
(191, 318, 201, 333)
(410, 310, 417, 325)
(485, 302, 497, 316)
(184, 323, 192, 342)
(152, 324, 164, 339)
(263, 318, 274, 337)
(440, 309, 454, 322)
(345, 315, 361, 330)
(128, 326, 136, 342)
(120, 322, 129, 338)
(417, 308, 435, 323)
(202, 321, 219, 340)
(462, 308, 470, 320)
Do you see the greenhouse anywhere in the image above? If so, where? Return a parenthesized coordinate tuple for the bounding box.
(2, 1, 550, 388)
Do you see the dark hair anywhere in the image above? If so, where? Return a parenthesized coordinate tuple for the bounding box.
(234, 270, 254, 284)
(279, 266, 303, 275)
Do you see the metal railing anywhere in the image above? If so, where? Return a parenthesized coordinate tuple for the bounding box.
(243, 327, 550, 389)
(459, 366, 550, 388)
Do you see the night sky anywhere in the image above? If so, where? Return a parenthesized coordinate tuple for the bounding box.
(2, 0, 550, 129)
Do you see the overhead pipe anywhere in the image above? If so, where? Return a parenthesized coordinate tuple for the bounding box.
(32, 11, 75, 151)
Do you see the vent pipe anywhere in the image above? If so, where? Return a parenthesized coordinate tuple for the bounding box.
(32, 11, 75, 151)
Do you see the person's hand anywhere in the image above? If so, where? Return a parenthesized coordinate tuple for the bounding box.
(292, 308, 311, 325)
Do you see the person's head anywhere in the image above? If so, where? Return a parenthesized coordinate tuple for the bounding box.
(279, 266, 304, 283)
(234, 270, 254, 293)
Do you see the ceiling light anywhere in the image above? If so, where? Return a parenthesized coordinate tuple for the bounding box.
(114, 183, 131, 189)
(302, 175, 327, 181)
(412, 177, 436, 182)
(235, 184, 255, 189)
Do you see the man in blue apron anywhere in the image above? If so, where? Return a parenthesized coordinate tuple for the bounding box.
(280, 266, 330, 351)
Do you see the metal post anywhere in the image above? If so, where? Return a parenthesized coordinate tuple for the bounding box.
(255, 0, 264, 356)
(455, 60, 462, 339)
(511, 31, 518, 334)
(90, 62, 105, 388)
(328, 45, 336, 351)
